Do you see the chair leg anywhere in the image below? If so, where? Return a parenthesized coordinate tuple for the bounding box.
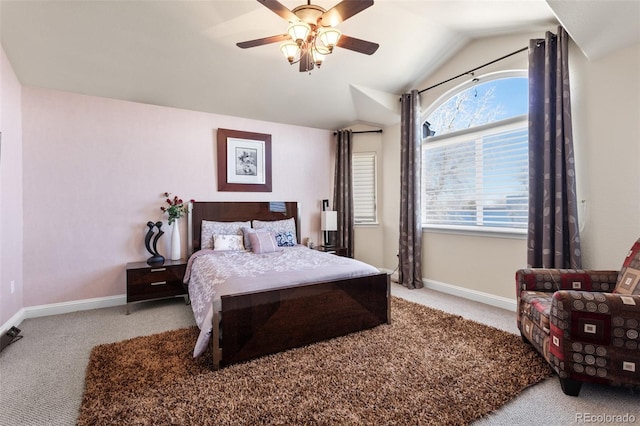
(559, 377, 582, 396)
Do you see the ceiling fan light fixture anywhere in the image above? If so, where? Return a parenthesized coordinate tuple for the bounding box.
(280, 41, 299, 63)
(287, 21, 311, 45)
(236, 0, 378, 74)
(318, 27, 341, 51)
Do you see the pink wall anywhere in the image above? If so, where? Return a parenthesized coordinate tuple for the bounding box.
(0, 47, 24, 325)
(21, 87, 333, 307)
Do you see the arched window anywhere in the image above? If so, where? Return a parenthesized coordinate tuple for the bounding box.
(421, 71, 528, 234)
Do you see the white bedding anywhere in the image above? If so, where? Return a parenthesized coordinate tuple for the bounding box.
(184, 245, 380, 356)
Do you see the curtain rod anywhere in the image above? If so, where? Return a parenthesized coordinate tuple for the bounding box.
(418, 46, 528, 94)
(333, 129, 383, 135)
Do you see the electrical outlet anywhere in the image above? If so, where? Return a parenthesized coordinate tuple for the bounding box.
(10, 280, 15, 294)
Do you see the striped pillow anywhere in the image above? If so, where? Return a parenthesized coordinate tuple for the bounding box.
(248, 232, 281, 254)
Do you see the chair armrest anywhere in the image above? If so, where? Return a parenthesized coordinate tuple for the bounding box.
(549, 291, 640, 370)
(516, 268, 619, 295)
(552, 290, 640, 317)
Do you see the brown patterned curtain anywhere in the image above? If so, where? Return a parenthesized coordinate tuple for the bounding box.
(399, 90, 423, 289)
(333, 129, 354, 257)
(527, 26, 582, 268)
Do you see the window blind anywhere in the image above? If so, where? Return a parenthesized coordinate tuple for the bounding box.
(422, 120, 528, 230)
(352, 152, 377, 224)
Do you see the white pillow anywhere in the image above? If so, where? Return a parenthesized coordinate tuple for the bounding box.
(200, 220, 250, 250)
(213, 234, 245, 251)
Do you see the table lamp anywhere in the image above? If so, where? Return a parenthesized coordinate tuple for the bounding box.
(321, 209, 337, 247)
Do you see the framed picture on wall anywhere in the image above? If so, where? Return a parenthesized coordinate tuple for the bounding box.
(217, 128, 272, 192)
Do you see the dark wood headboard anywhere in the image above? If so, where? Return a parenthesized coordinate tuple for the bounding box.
(188, 201, 300, 254)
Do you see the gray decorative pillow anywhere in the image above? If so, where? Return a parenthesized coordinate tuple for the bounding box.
(252, 218, 297, 245)
(241, 227, 257, 250)
(200, 220, 250, 250)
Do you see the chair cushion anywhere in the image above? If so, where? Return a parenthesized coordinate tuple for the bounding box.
(614, 238, 640, 295)
(520, 291, 552, 332)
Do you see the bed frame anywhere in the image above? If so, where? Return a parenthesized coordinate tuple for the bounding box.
(188, 201, 390, 369)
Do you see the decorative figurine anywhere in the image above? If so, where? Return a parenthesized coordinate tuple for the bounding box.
(145, 221, 165, 266)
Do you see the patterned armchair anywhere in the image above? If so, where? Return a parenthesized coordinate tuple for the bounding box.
(516, 238, 640, 396)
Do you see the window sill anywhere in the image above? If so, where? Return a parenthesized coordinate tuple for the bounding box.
(422, 225, 526, 240)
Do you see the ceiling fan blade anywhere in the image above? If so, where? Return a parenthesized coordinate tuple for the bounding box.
(319, 0, 374, 27)
(237, 34, 289, 49)
(336, 34, 379, 55)
(299, 49, 314, 72)
(257, 0, 298, 22)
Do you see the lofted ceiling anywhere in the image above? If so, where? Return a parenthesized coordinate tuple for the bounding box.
(1, 1, 638, 130)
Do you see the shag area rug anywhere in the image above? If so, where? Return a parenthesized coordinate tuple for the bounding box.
(78, 297, 551, 425)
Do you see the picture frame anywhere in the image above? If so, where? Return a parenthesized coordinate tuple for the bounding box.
(217, 128, 272, 192)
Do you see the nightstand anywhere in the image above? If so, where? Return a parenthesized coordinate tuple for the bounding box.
(126, 259, 188, 314)
(316, 246, 348, 257)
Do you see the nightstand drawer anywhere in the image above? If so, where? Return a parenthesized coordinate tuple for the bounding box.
(126, 278, 185, 302)
(126, 261, 187, 304)
(127, 265, 185, 286)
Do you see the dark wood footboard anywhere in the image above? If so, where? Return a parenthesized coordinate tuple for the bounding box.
(214, 272, 390, 369)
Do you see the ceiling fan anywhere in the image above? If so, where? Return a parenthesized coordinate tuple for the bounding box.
(237, 0, 379, 73)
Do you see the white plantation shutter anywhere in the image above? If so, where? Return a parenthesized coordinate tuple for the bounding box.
(422, 116, 528, 231)
(352, 152, 377, 224)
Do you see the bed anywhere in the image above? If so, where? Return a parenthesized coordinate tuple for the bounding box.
(185, 201, 390, 369)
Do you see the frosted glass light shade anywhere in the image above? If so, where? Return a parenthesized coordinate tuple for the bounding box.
(321, 211, 338, 231)
(280, 42, 299, 63)
(319, 27, 341, 49)
(312, 48, 326, 67)
(288, 21, 311, 44)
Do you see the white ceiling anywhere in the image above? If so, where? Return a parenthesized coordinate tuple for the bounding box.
(1, 1, 638, 130)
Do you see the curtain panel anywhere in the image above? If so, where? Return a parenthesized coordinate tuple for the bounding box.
(399, 90, 423, 289)
(527, 26, 582, 269)
(333, 129, 354, 257)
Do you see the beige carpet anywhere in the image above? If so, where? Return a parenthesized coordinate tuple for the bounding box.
(77, 297, 552, 425)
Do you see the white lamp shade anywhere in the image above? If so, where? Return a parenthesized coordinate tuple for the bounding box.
(287, 21, 311, 44)
(318, 27, 341, 49)
(311, 48, 326, 66)
(321, 211, 338, 231)
(280, 42, 299, 62)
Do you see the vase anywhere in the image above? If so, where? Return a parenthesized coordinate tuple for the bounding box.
(170, 219, 181, 261)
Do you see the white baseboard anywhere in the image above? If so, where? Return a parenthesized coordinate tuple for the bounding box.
(25, 294, 127, 319)
(1, 294, 126, 333)
(380, 268, 516, 312)
(422, 278, 516, 312)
